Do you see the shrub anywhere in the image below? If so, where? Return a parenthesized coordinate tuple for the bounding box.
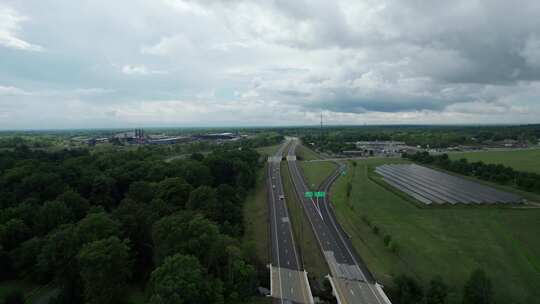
(3, 290, 24, 304)
(384, 235, 392, 247)
(361, 216, 371, 227)
(390, 242, 399, 254)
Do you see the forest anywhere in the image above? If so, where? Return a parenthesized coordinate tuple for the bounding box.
(403, 151, 540, 195)
(300, 124, 540, 153)
(0, 141, 269, 304)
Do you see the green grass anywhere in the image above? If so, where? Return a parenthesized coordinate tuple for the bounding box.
(299, 161, 338, 191)
(330, 158, 540, 304)
(448, 148, 540, 174)
(243, 165, 271, 265)
(281, 162, 330, 281)
(295, 144, 322, 161)
(256, 144, 282, 157)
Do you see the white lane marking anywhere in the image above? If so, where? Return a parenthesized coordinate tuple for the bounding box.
(320, 165, 387, 304)
(269, 162, 284, 304)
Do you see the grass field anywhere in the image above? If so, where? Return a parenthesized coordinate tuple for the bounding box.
(281, 162, 330, 281)
(330, 158, 540, 304)
(256, 144, 282, 157)
(449, 148, 540, 174)
(299, 161, 337, 190)
(295, 144, 322, 161)
(243, 164, 271, 266)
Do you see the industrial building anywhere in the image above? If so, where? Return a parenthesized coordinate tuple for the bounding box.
(355, 141, 408, 155)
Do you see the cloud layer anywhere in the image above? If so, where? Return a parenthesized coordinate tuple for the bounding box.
(1, 0, 540, 129)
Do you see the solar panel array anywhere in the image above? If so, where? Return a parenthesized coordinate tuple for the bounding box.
(375, 164, 523, 205)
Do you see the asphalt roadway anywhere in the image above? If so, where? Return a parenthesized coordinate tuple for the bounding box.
(268, 141, 313, 304)
(286, 139, 391, 304)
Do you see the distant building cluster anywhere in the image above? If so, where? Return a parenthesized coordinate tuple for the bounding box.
(342, 141, 413, 156)
(85, 129, 243, 146)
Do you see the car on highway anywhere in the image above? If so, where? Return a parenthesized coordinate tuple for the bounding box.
(279, 195, 284, 200)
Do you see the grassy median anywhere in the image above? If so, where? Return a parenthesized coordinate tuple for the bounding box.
(255, 144, 282, 158)
(295, 144, 322, 161)
(281, 162, 330, 281)
(243, 164, 270, 265)
(330, 158, 540, 304)
(299, 161, 338, 190)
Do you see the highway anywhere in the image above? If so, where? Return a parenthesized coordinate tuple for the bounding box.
(268, 140, 313, 304)
(286, 139, 391, 304)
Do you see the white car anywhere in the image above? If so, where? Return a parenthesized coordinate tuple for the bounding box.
(279, 195, 285, 200)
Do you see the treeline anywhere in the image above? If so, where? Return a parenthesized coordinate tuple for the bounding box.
(0, 143, 264, 303)
(0, 136, 56, 149)
(239, 133, 284, 150)
(389, 269, 494, 304)
(300, 124, 540, 152)
(403, 151, 540, 195)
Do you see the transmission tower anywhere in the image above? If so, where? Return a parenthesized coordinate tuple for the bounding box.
(320, 112, 323, 139)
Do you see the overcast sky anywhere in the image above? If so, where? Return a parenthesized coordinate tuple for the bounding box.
(1, 0, 540, 129)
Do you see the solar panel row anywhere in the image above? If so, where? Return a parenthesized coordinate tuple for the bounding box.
(375, 164, 523, 205)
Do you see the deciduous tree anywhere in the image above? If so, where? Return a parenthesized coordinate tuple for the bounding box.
(148, 254, 223, 304)
(462, 269, 493, 304)
(77, 236, 132, 304)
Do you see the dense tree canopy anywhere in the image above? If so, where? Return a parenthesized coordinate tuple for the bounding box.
(463, 269, 493, 304)
(426, 276, 448, 304)
(0, 141, 265, 303)
(391, 275, 424, 304)
(148, 254, 223, 304)
(77, 236, 132, 304)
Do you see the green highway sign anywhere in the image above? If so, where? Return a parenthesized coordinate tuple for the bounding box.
(305, 191, 325, 198)
(315, 191, 326, 198)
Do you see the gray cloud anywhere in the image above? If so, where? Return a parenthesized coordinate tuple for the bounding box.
(0, 0, 539, 129)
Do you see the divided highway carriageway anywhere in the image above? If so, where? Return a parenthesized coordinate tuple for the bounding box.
(268, 140, 313, 304)
(286, 139, 392, 304)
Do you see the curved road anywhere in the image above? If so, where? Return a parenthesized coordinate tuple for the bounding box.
(286, 139, 391, 304)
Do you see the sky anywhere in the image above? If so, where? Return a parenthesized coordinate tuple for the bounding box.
(1, 0, 540, 129)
